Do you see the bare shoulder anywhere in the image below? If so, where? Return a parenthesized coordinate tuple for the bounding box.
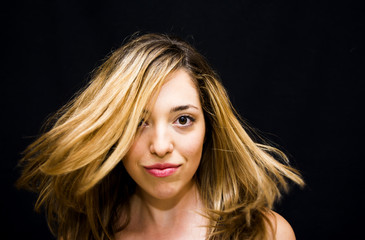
(266, 211, 296, 240)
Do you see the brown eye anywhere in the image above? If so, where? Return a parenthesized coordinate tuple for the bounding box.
(178, 116, 188, 125)
(174, 115, 195, 127)
(138, 118, 148, 128)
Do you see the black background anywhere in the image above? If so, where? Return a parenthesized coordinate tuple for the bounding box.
(2, 0, 364, 239)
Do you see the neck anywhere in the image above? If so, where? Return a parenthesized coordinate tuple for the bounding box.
(126, 182, 207, 237)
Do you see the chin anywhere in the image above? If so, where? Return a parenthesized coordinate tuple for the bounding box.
(150, 184, 182, 200)
(139, 180, 195, 202)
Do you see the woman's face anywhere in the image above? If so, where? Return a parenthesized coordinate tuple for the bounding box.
(123, 69, 205, 201)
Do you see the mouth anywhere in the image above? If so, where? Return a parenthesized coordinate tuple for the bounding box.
(144, 163, 181, 177)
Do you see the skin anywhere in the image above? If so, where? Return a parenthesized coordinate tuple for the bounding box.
(268, 212, 297, 240)
(119, 69, 207, 240)
(117, 68, 296, 240)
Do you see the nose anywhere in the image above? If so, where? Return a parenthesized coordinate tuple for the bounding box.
(149, 124, 173, 157)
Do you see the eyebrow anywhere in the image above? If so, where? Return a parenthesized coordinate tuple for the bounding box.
(170, 104, 199, 113)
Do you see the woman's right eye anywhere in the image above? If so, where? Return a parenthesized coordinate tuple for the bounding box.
(138, 119, 147, 128)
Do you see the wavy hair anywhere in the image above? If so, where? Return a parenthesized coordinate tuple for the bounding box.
(17, 33, 304, 240)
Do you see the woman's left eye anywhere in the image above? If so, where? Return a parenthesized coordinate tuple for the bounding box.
(174, 115, 195, 126)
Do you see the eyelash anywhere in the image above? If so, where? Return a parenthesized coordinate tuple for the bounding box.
(173, 115, 195, 127)
(137, 115, 195, 128)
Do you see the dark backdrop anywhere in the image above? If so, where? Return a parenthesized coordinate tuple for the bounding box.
(2, 0, 364, 239)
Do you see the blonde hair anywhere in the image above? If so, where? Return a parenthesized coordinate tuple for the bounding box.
(17, 33, 304, 240)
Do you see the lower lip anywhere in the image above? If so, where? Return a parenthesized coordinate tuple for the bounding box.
(145, 167, 179, 177)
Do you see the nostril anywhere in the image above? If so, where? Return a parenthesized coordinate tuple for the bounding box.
(150, 141, 173, 157)
(149, 125, 174, 157)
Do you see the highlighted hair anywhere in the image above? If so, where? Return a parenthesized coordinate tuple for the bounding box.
(17, 33, 303, 239)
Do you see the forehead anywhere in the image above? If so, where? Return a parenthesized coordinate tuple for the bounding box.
(150, 69, 201, 110)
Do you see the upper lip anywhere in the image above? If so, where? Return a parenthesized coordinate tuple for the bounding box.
(144, 163, 181, 169)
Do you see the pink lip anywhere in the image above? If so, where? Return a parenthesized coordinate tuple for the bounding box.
(144, 163, 181, 177)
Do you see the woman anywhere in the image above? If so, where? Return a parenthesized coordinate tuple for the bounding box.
(17, 33, 304, 239)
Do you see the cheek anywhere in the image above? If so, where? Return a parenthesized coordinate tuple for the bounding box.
(179, 127, 205, 163)
(123, 136, 146, 172)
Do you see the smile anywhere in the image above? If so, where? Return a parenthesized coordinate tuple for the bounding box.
(144, 163, 181, 177)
